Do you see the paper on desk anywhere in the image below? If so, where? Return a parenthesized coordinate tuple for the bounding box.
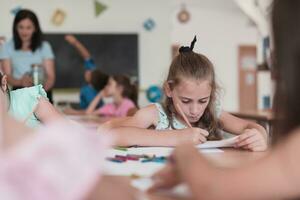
(103, 147, 223, 177)
(197, 136, 238, 149)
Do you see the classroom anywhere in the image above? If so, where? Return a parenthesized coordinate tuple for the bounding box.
(2, 0, 300, 199)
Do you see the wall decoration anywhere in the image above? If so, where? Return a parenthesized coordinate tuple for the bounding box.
(238, 45, 257, 111)
(262, 95, 271, 109)
(245, 73, 255, 86)
(241, 56, 256, 70)
(10, 6, 22, 16)
(51, 9, 66, 26)
(94, 0, 107, 17)
(146, 85, 163, 103)
(143, 18, 155, 31)
(177, 4, 190, 23)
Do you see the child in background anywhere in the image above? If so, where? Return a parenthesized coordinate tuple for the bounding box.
(86, 75, 137, 117)
(0, 72, 64, 127)
(65, 34, 108, 109)
(101, 36, 268, 150)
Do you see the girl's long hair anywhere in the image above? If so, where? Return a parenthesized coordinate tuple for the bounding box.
(163, 49, 222, 140)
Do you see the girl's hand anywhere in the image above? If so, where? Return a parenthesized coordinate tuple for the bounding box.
(100, 88, 109, 98)
(235, 128, 268, 151)
(149, 144, 193, 192)
(177, 127, 209, 145)
(149, 143, 211, 192)
(21, 75, 33, 87)
(148, 163, 180, 192)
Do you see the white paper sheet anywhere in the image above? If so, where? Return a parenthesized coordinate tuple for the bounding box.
(197, 136, 238, 149)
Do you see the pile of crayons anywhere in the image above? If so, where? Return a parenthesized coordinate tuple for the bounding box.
(107, 154, 167, 163)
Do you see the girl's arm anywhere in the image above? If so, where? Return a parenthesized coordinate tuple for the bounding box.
(98, 105, 208, 147)
(65, 35, 91, 60)
(42, 59, 55, 91)
(34, 97, 65, 123)
(101, 104, 158, 129)
(85, 91, 103, 115)
(172, 131, 300, 200)
(219, 111, 268, 151)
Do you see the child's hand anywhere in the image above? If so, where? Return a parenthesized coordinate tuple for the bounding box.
(178, 127, 209, 145)
(150, 143, 210, 192)
(65, 34, 77, 45)
(235, 128, 268, 151)
(100, 88, 109, 98)
(149, 144, 193, 192)
(149, 163, 180, 192)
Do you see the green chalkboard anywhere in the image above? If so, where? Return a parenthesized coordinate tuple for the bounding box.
(44, 33, 138, 88)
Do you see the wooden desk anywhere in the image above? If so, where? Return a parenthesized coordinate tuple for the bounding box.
(230, 109, 274, 135)
(90, 148, 268, 200)
(66, 114, 269, 199)
(230, 110, 273, 122)
(64, 111, 270, 199)
(66, 114, 110, 128)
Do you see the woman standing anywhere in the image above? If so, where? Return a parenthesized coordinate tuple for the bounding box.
(0, 9, 55, 102)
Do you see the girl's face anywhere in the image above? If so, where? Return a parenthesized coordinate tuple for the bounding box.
(168, 78, 211, 123)
(17, 18, 35, 43)
(104, 77, 121, 97)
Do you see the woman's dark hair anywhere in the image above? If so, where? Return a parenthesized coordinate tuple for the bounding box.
(272, 0, 300, 144)
(112, 75, 138, 107)
(90, 69, 109, 91)
(13, 9, 43, 52)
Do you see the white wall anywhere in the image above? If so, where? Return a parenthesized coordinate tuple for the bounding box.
(171, 2, 258, 111)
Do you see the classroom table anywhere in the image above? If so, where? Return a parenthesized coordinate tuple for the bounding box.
(69, 115, 269, 199)
(66, 114, 109, 128)
(93, 147, 268, 200)
(230, 109, 274, 135)
(230, 109, 273, 122)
